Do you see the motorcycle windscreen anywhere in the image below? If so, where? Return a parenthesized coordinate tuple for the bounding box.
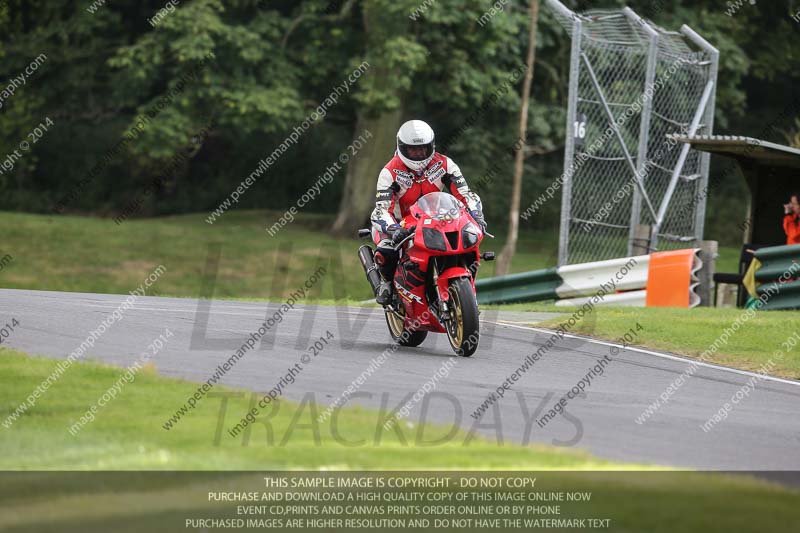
(416, 192, 463, 220)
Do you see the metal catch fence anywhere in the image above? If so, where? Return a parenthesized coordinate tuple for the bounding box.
(545, 0, 719, 265)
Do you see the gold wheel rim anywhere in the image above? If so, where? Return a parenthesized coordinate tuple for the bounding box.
(386, 306, 405, 338)
(447, 286, 464, 348)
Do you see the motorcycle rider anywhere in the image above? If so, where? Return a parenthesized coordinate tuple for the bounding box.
(371, 119, 486, 305)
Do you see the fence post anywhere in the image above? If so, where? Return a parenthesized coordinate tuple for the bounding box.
(682, 25, 720, 243)
(623, 8, 658, 257)
(631, 224, 652, 256)
(557, 15, 582, 266)
(697, 240, 718, 307)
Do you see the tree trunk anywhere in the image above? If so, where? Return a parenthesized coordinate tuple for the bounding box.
(331, 0, 406, 237)
(331, 108, 402, 236)
(494, 0, 540, 276)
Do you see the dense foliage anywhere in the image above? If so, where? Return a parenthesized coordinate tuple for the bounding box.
(0, 0, 798, 244)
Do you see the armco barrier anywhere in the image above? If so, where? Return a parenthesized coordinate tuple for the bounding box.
(556, 289, 647, 308)
(475, 267, 561, 305)
(477, 249, 700, 307)
(753, 244, 800, 283)
(556, 255, 649, 298)
(752, 244, 800, 310)
(756, 280, 800, 310)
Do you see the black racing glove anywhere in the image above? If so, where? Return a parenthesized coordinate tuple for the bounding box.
(391, 226, 415, 246)
(471, 210, 487, 231)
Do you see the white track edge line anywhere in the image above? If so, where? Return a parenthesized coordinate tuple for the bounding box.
(492, 321, 800, 388)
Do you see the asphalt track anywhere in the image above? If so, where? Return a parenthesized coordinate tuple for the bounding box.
(2, 288, 799, 470)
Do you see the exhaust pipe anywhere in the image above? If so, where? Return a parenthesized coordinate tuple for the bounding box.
(358, 245, 382, 296)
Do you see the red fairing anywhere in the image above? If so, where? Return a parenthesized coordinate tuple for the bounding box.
(393, 264, 441, 331)
(392, 193, 483, 332)
(436, 266, 474, 303)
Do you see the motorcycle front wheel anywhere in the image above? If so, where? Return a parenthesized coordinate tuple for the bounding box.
(385, 301, 428, 347)
(445, 277, 480, 357)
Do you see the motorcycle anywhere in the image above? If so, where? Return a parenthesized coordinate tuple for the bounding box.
(358, 191, 494, 357)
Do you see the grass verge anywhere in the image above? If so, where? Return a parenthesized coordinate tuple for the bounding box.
(0, 210, 557, 302)
(531, 306, 800, 380)
(0, 348, 622, 470)
(0, 210, 741, 300)
(0, 349, 798, 533)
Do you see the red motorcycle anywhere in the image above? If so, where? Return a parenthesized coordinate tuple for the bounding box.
(358, 192, 494, 357)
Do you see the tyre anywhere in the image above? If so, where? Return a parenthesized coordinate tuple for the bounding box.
(385, 303, 428, 347)
(445, 277, 480, 357)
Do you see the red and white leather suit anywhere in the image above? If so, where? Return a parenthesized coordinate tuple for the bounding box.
(370, 152, 482, 245)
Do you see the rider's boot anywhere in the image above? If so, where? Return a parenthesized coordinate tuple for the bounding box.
(376, 280, 392, 306)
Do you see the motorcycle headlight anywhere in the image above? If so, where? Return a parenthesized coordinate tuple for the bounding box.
(461, 223, 480, 248)
(422, 228, 447, 251)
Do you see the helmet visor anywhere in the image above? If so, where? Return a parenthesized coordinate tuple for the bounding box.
(398, 141, 434, 162)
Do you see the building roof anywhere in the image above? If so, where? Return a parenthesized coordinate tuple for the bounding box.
(670, 134, 800, 168)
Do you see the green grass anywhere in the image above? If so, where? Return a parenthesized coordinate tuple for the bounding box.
(0, 210, 557, 302)
(531, 306, 800, 379)
(0, 212, 795, 531)
(0, 208, 783, 377)
(0, 348, 621, 471)
(1, 349, 798, 532)
(0, 209, 741, 301)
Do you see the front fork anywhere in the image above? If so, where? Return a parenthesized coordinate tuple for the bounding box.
(432, 268, 450, 320)
(434, 266, 472, 321)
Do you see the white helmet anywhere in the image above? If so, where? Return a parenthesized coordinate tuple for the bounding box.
(397, 120, 435, 173)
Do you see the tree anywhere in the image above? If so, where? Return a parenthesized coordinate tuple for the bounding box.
(330, 0, 427, 235)
(494, 0, 539, 276)
(0, 0, 795, 250)
(328, 0, 537, 236)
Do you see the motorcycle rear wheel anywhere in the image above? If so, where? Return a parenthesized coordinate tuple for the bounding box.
(445, 277, 480, 357)
(385, 302, 428, 347)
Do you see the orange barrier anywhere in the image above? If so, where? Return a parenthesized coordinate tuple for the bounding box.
(645, 249, 698, 308)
